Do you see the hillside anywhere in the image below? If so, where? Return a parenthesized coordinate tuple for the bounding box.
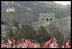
(1, 1, 71, 23)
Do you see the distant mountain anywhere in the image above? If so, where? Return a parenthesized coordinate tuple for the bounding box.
(1, 1, 71, 23)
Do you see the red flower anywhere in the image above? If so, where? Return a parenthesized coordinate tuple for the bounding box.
(11, 38, 16, 44)
(21, 38, 25, 43)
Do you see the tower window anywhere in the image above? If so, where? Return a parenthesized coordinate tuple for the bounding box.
(47, 18, 48, 21)
(51, 18, 52, 21)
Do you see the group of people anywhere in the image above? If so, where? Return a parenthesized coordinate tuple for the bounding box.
(43, 37, 71, 48)
(1, 38, 40, 48)
(1, 37, 71, 48)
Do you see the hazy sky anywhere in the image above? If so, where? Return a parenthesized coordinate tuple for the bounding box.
(54, 1, 71, 5)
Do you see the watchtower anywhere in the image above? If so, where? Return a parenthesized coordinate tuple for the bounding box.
(39, 13, 55, 26)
